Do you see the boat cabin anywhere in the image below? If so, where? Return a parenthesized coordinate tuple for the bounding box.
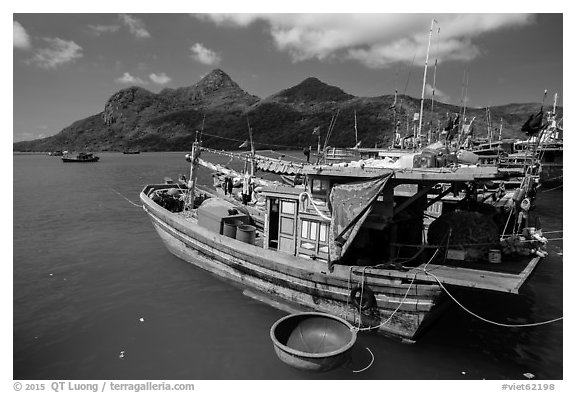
(260, 167, 475, 268)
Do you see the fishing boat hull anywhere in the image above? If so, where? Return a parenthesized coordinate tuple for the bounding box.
(141, 185, 446, 342)
(62, 156, 99, 162)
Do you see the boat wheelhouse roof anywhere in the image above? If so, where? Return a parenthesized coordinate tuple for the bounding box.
(301, 164, 509, 183)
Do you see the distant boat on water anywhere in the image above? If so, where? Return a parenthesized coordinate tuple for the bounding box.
(62, 152, 100, 163)
(123, 150, 140, 155)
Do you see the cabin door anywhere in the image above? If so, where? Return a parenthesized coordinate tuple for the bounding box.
(277, 199, 298, 255)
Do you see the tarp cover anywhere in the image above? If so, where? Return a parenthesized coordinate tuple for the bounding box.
(328, 173, 393, 268)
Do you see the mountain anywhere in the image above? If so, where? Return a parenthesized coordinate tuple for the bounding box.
(13, 69, 562, 152)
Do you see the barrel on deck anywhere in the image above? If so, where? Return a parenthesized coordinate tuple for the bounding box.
(236, 224, 256, 244)
(223, 220, 242, 238)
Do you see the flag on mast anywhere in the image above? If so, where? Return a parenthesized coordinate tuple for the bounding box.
(521, 107, 544, 136)
(312, 126, 320, 135)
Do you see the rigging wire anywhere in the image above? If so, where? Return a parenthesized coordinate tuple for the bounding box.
(201, 131, 304, 150)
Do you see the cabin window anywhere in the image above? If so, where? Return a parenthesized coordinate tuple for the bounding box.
(281, 200, 296, 214)
(311, 179, 329, 194)
(299, 219, 329, 259)
(301, 220, 309, 239)
(319, 223, 327, 242)
(309, 222, 318, 240)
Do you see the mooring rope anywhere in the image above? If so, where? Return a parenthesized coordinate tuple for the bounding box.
(349, 242, 443, 332)
(416, 267, 563, 328)
(352, 347, 375, 373)
(541, 184, 563, 192)
(109, 187, 143, 208)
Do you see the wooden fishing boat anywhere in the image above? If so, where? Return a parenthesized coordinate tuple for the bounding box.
(140, 141, 546, 342)
(61, 152, 99, 162)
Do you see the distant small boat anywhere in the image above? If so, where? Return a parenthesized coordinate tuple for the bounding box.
(62, 152, 100, 163)
(123, 150, 140, 155)
(48, 151, 63, 156)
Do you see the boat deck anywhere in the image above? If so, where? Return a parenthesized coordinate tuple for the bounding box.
(406, 256, 541, 294)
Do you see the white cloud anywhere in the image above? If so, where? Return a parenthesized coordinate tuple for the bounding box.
(115, 72, 147, 85)
(149, 72, 172, 85)
(424, 83, 450, 103)
(28, 38, 83, 68)
(119, 14, 151, 38)
(14, 21, 31, 49)
(88, 24, 121, 35)
(190, 43, 221, 65)
(195, 13, 534, 68)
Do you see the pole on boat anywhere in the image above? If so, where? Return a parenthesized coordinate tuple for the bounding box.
(418, 19, 437, 148)
(200, 113, 206, 143)
(354, 109, 358, 147)
(391, 88, 399, 148)
(187, 131, 200, 208)
(247, 117, 255, 176)
(428, 25, 440, 146)
(456, 68, 469, 150)
(486, 107, 492, 149)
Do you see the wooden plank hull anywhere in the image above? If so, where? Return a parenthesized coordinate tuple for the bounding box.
(141, 186, 447, 342)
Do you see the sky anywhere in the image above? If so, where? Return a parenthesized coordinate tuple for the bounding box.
(11, 6, 565, 143)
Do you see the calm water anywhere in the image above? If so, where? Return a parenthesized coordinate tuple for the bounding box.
(13, 152, 563, 380)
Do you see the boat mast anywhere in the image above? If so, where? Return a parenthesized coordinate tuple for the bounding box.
(246, 117, 255, 176)
(187, 131, 200, 208)
(486, 106, 492, 148)
(391, 89, 398, 148)
(457, 68, 469, 149)
(354, 109, 358, 147)
(429, 25, 440, 145)
(418, 19, 437, 148)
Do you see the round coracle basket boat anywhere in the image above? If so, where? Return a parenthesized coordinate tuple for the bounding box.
(270, 312, 357, 372)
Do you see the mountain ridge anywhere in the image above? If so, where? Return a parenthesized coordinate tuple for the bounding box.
(13, 68, 561, 152)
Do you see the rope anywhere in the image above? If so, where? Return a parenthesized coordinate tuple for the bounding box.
(351, 242, 444, 332)
(109, 187, 143, 208)
(298, 192, 331, 221)
(541, 184, 563, 192)
(419, 268, 563, 328)
(352, 347, 374, 373)
(201, 131, 304, 150)
(353, 275, 416, 332)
